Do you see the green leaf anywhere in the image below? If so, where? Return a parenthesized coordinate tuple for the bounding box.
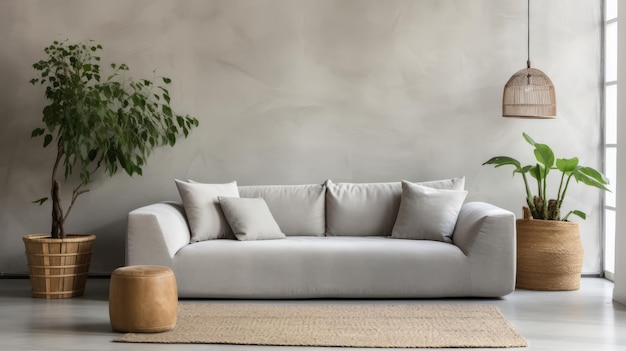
(131, 94, 142, 106)
(563, 210, 587, 221)
(31, 128, 45, 137)
(482, 156, 522, 170)
(528, 165, 543, 180)
(88, 149, 98, 161)
(103, 85, 112, 99)
(162, 77, 171, 84)
(162, 105, 172, 117)
(32, 197, 48, 205)
(556, 157, 579, 173)
(533, 143, 555, 171)
(43, 134, 53, 147)
(575, 167, 611, 191)
(135, 155, 144, 166)
(520, 165, 533, 173)
(523, 132, 537, 146)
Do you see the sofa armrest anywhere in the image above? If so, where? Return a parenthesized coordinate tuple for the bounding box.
(452, 202, 516, 296)
(126, 201, 190, 267)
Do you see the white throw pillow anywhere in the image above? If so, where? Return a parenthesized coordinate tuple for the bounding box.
(418, 177, 465, 191)
(175, 179, 239, 241)
(391, 181, 468, 242)
(218, 197, 286, 241)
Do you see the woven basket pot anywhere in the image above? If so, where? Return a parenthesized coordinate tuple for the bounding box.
(516, 214, 583, 291)
(23, 234, 96, 299)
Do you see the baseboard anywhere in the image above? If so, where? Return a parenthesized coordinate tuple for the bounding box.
(0, 273, 29, 279)
(0, 272, 608, 279)
(581, 273, 604, 278)
(0, 273, 111, 279)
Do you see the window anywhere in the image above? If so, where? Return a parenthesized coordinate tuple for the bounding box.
(604, 0, 618, 279)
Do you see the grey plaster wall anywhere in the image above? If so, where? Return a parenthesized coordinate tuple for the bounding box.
(0, 0, 603, 274)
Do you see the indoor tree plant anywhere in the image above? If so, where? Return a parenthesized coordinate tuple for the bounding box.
(483, 132, 610, 291)
(25, 39, 199, 298)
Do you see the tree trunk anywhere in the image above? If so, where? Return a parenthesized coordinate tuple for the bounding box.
(51, 180, 65, 239)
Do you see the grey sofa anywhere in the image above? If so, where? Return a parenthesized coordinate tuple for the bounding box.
(126, 179, 516, 298)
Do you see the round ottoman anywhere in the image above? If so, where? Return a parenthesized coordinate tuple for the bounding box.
(109, 265, 178, 333)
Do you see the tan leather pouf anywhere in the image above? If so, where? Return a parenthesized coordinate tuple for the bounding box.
(109, 265, 178, 333)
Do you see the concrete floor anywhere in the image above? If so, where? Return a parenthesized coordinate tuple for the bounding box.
(0, 278, 625, 351)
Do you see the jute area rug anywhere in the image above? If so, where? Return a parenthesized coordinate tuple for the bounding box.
(115, 304, 528, 348)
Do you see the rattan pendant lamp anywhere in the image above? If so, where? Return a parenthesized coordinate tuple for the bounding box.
(502, 0, 556, 119)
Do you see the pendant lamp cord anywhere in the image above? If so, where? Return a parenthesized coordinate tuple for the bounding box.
(527, 0, 531, 68)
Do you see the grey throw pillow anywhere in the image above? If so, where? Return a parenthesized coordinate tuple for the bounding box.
(218, 197, 286, 241)
(175, 179, 239, 241)
(391, 181, 468, 242)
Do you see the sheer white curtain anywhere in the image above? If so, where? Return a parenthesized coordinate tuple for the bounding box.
(613, 0, 626, 305)
(605, 0, 618, 280)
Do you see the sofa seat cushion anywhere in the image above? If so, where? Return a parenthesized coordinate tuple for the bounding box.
(238, 184, 325, 236)
(172, 236, 471, 298)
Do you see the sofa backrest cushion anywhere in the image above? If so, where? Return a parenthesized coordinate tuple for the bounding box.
(238, 184, 326, 236)
(325, 177, 465, 236)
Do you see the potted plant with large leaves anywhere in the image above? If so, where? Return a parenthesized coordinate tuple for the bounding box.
(25, 40, 199, 298)
(483, 132, 610, 291)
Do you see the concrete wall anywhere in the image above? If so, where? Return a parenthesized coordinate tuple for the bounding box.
(0, 0, 603, 274)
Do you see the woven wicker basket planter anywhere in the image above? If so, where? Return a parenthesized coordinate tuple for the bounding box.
(23, 234, 96, 299)
(516, 215, 583, 291)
